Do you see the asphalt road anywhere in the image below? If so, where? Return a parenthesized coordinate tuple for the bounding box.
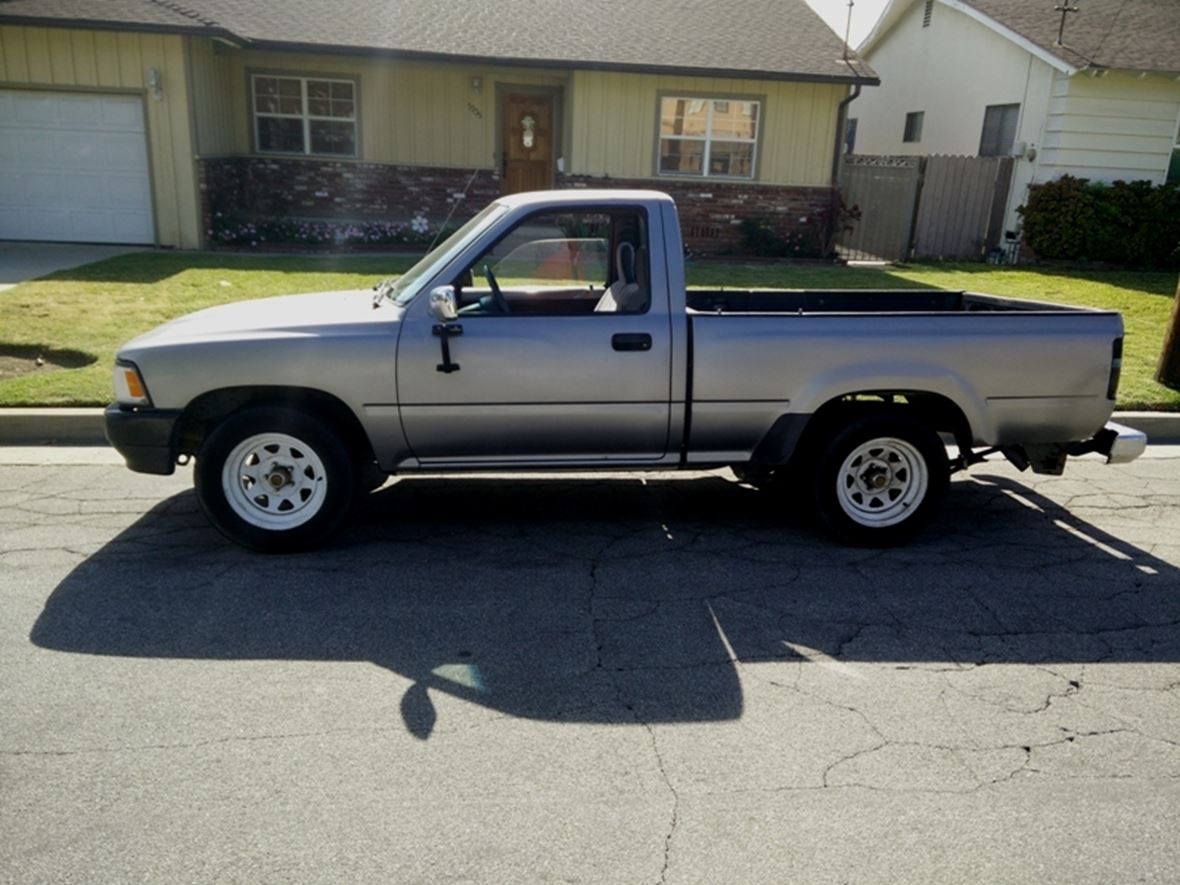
(2, 451, 1179, 884)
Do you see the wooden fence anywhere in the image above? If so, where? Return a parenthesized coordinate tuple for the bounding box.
(838, 154, 1015, 262)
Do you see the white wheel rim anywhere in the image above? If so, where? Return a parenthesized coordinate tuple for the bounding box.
(835, 436, 928, 528)
(221, 432, 328, 530)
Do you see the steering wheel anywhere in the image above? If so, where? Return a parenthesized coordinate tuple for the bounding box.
(483, 264, 510, 314)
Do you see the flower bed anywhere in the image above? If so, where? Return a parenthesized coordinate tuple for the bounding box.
(208, 213, 446, 249)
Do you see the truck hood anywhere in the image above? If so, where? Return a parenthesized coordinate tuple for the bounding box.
(121, 289, 399, 351)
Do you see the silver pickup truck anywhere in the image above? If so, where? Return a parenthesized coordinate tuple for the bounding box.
(106, 189, 1145, 550)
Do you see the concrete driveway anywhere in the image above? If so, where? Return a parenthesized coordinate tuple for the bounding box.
(1, 453, 1179, 883)
(0, 241, 147, 290)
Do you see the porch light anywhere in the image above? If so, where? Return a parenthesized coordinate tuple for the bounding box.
(146, 67, 163, 100)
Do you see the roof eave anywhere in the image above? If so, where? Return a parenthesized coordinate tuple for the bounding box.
(241, 39, 880, 85)
(0, 13, 229, 40)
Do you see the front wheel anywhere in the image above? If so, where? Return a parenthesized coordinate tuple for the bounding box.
(812, 414, 948, 546)
(194, 407, 354, 552)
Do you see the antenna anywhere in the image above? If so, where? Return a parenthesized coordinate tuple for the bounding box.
(1054, 1, 1080, 45)
(843, 0, 855, 61)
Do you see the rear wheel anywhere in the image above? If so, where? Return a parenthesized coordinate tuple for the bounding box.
(195, 407, 354, 552)
(813, 413, 948, 546)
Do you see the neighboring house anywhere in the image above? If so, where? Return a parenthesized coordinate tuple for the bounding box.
(0, 0, 876, 252)
(848, 0, 1180, 234)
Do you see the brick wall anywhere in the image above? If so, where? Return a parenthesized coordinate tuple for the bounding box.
(558, 174, 837, 254)
(199, 157, 837, 254)
(199, 157, 502, 243)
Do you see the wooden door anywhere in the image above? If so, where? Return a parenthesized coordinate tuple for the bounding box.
(501, 92, 554, 195)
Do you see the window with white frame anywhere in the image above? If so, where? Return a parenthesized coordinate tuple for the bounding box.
(252, 74, 357, 157)
(658, 97, 759, 179)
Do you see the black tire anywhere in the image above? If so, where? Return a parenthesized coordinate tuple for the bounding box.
(194, 407, 355, 553)
(812, 413, 948, 547)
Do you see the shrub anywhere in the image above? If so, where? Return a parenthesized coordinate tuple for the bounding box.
(1018, 176, 1180, 268)
(738, 219, 819, 258)
(208, 213, 448, 248)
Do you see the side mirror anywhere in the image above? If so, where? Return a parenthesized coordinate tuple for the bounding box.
(427, 285, 458, 322)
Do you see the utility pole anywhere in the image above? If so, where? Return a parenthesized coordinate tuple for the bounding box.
(1157, 276, 1180, 390)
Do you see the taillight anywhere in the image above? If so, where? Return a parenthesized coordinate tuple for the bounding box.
(1106, 337, 1122, 400)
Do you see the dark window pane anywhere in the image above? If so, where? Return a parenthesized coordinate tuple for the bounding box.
(331, 82, 354, 100)
(258, 117, 305, 153)
(332, 99, 354, 119)
(903, 111, 924, 143)
(307, 80, 331, 99)
(255, 77, 278, 96)
(1168, 147, 1180, 183)
(659, 139, 704, 174)
(979, 103, 1020, 156)
(255, 95, 280, 114)
(278, 78, 301, 96)
(309, 120, 356, 155)
(308, 98, 331, 117)
(278, 96, 302, 115)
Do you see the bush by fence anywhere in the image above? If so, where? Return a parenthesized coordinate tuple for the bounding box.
(1018, 176, 1180, 268)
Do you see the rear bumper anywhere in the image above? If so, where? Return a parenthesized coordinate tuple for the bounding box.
(104, 404, 182, 475)
(1093, 420, 1148, 464)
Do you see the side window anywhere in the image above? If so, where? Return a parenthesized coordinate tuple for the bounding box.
(453, 209, 650, 316)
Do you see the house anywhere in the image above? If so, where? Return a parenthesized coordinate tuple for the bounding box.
(846, 0, 1180, 235)
(0, 0, 876, 253)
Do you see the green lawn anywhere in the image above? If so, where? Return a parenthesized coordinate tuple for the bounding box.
(1, 251, 1176, 409)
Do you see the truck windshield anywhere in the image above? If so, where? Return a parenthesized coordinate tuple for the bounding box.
(388, 203, 509, 306)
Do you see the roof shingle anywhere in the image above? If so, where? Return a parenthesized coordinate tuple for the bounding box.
(0, 0, 877, 83)
(962, 0, 1179, 73)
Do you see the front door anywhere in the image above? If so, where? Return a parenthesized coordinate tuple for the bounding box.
(396, 206, 671, 465)
(501, 92, 555, 195)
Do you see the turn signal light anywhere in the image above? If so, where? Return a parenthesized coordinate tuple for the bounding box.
(113, 360, 152, 407)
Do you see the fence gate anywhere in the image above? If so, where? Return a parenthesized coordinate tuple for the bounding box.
(912, 155, 1014, 260)
(838, 154, 1015, 262)
(836, 155, 922, 262)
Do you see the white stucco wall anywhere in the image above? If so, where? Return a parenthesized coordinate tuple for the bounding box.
(851, 0, 1056, 158)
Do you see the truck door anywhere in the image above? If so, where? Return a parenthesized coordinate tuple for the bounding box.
(396, 207, 672, 464)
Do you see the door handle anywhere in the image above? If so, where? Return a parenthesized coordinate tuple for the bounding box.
(612, 333, 652, 352)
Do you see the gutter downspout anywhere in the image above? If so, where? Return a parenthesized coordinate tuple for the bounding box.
(831, 81, 862, 185)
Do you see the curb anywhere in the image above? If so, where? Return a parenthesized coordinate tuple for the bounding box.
(2, 407, 1179, 447)
(0, 408, 107, 445)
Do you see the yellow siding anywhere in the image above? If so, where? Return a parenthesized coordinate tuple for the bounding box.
(0, 24, 201, 248)
(187, 41, 839, 186)
(188, 41, 569, 168)
(570, 70, 843, 186)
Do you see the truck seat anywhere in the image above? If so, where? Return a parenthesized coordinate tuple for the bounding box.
(594, 242, 646, 313)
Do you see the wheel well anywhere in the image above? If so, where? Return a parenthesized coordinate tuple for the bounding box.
(177, 387, 376, 464)
(782, 391, 972, 467)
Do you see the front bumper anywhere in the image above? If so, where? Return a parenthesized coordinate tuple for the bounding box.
(104, 404, 183, 475)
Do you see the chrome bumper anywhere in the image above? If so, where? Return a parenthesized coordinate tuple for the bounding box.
(1097, 421, 1147, 465)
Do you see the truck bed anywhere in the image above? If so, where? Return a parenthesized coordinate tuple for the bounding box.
(686, 289, 1101, 315)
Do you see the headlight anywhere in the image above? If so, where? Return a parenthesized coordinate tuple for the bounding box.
(113, 359, 152, 407)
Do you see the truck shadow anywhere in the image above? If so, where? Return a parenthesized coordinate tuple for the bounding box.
(31, 471, 1179, 738)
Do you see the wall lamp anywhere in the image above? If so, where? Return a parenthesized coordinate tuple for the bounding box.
(146, 67, 163, 100)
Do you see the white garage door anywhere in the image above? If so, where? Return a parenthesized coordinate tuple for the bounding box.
(0, 90, 154, 244)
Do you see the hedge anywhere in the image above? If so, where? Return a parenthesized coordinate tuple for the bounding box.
(1017, 176, 1180, 268)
